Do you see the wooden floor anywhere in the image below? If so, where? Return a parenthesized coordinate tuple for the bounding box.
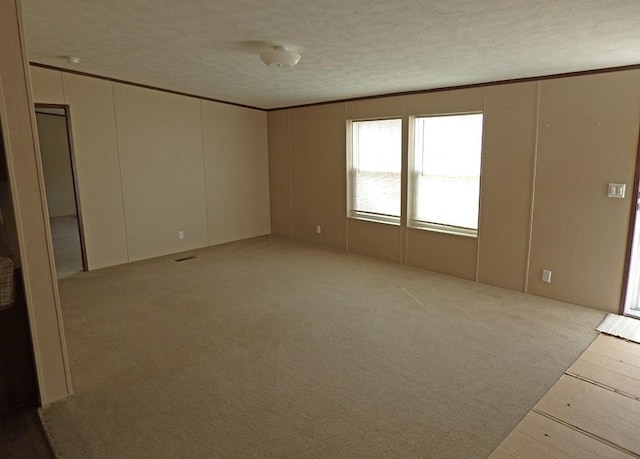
(491, 334, 640, 458)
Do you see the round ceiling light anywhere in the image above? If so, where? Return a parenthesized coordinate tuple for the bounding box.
(259, 46, 301, 68)
(66, 55, 82, 65)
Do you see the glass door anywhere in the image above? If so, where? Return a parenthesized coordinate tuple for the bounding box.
(625, 189, 640, 318)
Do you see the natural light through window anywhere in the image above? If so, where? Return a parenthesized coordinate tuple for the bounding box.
(348, 119, 402, 224)
(410, 113, 483, 236)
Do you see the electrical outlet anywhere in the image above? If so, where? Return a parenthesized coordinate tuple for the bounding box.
(178, 230, 185, 240)
(315, 225, 321, 235)
(542, 269, 552, 283)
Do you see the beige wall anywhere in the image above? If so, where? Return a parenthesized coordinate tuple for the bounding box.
(478, 82, 538, 291)
(267, 110, 292, 238)
(35, 113, 77, 218)
(268, 71, 640, 313)
(290, 103, 347, 249)
(30, 66, 271, 268)
(62, 73, 129, 268)
(527, 72, 640, 309)
(0, 0, 72, 404)
(202, 101, 271, 245)
(113, 84, 208, 262)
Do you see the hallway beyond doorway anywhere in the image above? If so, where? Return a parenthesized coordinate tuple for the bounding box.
(50, 216, 83, 279)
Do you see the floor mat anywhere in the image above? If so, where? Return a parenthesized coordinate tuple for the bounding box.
(596, 313, 640, 344)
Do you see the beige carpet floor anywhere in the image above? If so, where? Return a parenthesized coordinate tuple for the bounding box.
(42, 235, 604, 458)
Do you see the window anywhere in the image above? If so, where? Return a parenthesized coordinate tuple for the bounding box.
(409, 113, 483, 236)
(347, 119, 402, 224)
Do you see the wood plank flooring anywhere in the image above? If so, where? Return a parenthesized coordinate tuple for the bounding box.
(567, 334, 640, 400)
(491, 335, 640, 458)
(490, 411, 634, 459)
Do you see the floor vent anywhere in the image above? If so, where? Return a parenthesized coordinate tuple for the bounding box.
(174, 256, 196, 262)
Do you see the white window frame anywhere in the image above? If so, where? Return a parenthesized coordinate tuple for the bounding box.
(408, 112, 484, 238)
(346, 118, 402, 225)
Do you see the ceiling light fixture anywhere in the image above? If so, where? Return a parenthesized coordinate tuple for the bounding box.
(66, 55, 81, 65)
(259, 46, 301, 68)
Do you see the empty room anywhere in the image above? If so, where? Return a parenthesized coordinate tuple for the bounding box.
(1, 0, 640, 457)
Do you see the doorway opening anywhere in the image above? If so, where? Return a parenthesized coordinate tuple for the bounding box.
(34, 105, 87, 279)
(623, 133, 640, 318)
(624, 221, 640, 317)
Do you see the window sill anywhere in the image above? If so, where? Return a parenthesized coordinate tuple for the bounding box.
(626, 309, 640, 319)
(408, 221, 477, 238)
(348, 212, 400, 226)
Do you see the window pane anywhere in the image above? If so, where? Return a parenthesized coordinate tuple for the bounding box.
(351, 119, 401, 218)
(412, 114, 483, 230)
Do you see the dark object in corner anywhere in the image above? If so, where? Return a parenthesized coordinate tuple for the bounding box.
(0, 408, 54, 458)
(0, 269, 39, 413)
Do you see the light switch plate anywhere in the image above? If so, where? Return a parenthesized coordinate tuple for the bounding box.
(608, 183, 626, 198)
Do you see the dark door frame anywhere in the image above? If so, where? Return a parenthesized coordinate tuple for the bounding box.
(34, 103, 88, 273)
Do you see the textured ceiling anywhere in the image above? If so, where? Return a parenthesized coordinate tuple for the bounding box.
(21, 0, 640, 110)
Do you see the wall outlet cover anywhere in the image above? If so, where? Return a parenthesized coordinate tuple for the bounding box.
(607, 183, 626, 198)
